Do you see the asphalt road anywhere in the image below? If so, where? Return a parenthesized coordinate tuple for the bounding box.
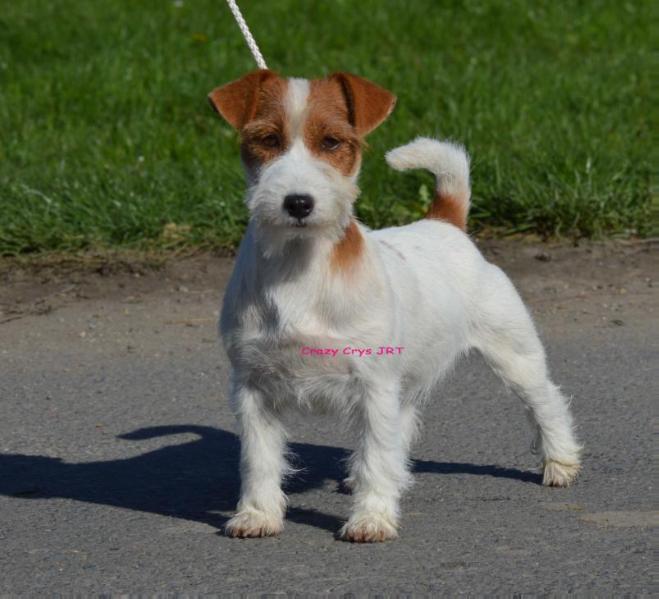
(0, 241, 656, 595)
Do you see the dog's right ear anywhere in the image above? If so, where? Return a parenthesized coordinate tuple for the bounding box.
(208, 69, 277, 130)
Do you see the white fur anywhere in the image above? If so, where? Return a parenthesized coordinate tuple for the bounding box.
(285, 78, 310, 135)
(221, 96, 582, 541)
(386, 137, 471, 209)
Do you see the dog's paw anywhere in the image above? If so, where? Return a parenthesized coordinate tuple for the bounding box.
(224, 510, 283, 538)
(339, 513, 398, 543)
(543, 459, 581, 487)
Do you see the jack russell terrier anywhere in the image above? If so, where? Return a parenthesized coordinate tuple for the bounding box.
(208, 70, 582, 542)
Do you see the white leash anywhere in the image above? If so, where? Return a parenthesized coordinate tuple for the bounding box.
(225, 0, 268, 70)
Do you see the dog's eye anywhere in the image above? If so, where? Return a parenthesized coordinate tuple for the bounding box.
(321, 136, 342, 151)
(259, 134, 281, 148)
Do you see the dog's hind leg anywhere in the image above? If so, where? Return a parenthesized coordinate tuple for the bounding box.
(224, 376, 288, 538)
(471, 265, 583, 487)
(340, 378, 411, 542)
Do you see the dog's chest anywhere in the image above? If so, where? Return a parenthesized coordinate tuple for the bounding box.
(236, 285, 348, 364)
(224, 277, 384, 408)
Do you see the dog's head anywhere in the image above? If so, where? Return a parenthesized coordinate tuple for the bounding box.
(208, 71, 395, 246)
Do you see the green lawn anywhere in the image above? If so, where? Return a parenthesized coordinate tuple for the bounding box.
(0, 0, 654, 254)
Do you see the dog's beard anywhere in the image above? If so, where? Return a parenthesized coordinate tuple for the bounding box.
(246, 178, 358, 258)
(251, 211, 353, 259)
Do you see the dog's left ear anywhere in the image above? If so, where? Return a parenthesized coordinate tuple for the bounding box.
(208, 69, 278, 130)
(331, 72, 396, 136)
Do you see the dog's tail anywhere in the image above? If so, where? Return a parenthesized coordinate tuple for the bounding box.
(385, 137, 471, 231)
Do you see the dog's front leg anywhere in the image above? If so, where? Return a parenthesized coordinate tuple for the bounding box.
(225, 379, 288, 538)
(340, 377, 410, 543)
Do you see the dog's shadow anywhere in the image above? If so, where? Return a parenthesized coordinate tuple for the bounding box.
(0, 425, 540, 534)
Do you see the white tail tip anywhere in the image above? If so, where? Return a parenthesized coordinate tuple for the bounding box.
(386, 137, 470, 200)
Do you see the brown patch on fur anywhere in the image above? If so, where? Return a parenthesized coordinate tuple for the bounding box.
(240, 76, 289, 168)
(208, 70, 289, 169)
(208, 70, 279, 129)
(426, 193, 468, 231)
(330, 73, 397, 136)
(305, 73, 396, 175)
(210, 71, 396, 175)
(331, 221, 364, 274)
(306, 78, 361, 176)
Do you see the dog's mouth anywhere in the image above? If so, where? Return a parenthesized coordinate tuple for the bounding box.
(293, 219, 308, 228)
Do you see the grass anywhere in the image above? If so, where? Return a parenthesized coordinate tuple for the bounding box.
(0, 0, 655, 255)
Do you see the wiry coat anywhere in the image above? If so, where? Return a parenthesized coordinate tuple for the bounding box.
(209, 71, 582, 542)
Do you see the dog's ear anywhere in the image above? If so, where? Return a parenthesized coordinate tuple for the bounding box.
(331, 72, 396, 136)
(208, 69, 277, 130)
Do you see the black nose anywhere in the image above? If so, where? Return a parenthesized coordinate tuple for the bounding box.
(283, 194, 314, 220)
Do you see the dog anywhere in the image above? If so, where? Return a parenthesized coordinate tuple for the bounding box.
(208, 70, 582, 542)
